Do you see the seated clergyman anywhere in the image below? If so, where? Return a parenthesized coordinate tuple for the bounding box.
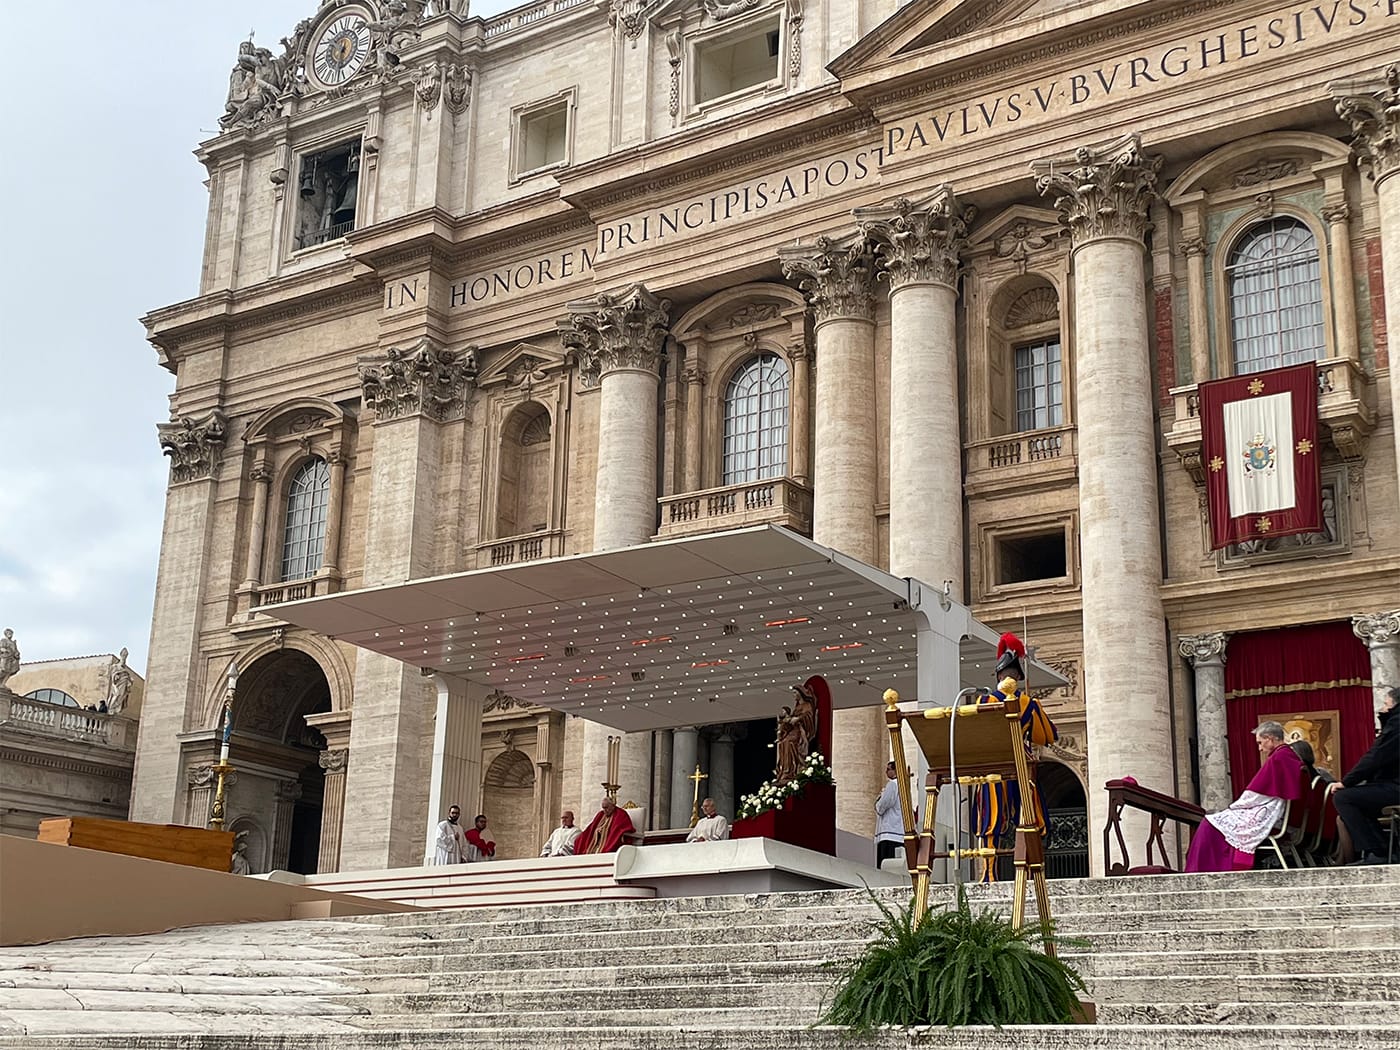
(540, 810, 582, 857)
(1185, 721, 1304, 872)
(574, 797, 635, 854)
(685, 797, 730, 843)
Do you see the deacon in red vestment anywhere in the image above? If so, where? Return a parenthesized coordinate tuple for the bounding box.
(574, 797, 635, 854)
(464, 814, 496, 862)
(1185, 721, 1304, 873)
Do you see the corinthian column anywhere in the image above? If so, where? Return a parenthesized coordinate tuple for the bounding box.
(1352, 610, 1400, 716)
(342, 339, 478, 870)
(1034, 135, 1171, 872)
(560, 285, 672, 811)
(857, 187, 973, 594)
(1334, 66, 1400, 501)
(780, 234, 883, 839)
(1178, 633, 1230, 811)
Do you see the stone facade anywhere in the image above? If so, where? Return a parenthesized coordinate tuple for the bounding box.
(134, 0, 1400, 872)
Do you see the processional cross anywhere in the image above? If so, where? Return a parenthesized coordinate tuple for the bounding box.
(687, 763, 708, 828)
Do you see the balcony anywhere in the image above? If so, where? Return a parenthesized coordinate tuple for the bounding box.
(964, 425, 1079, 498)
(250, 573, 337, 610)
(474, 530, 566, 569)
(0, 693, 137, 749)
(657, 477, 813, 540)
(1168, 358, 1374, 483)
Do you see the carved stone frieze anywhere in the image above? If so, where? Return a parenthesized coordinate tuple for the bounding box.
(1230, 157, 1299, 187)
(703, 0, 765, 19)
(666, 31, 682, 121)
(1031, 133, 1162, 245)
(558, 284, 672, 381)
(1353, 610, 1400, 647)
(994, 220, 1053, 273)
(610, 0, 660, 40)
(1178, 632, 1229, 666)
(358, 339, 479, 421)
(855, 186, 974, 291)
(778, 235, 877, 324)
(786, 0, 804, 79)
(728, 303, 781, 328)
(409, 60, 443, 111)
(1333, 65, 1400, 183)
(444, 64, 472, 115)
(158, 409, 228, 484)
(319, 748, 349, 775)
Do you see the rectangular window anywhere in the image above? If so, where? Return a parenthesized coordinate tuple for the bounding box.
(516, 98, 570, 177)
(294, 140, 361, 251)
(1014, 339, 1063, 432)
(696, 20, 780, 104)
(995, 529, 1068, 587)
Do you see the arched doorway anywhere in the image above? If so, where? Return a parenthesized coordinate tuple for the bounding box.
(224, 649, 331, 875)
(482, 749, 536, 860)
(1039, 761, 1089, 879)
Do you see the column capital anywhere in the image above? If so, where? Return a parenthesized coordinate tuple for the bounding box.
(249, 463, 273, 484)
(1353, 609, 1400, 647)
(358, 339, 479, 422)
(855, 186, 975, 291)
(1321, 202, 1351, 225)
(319, 748, 349, 775)
(1332, 65, 1400, 186)
(158, 409, 228, 484)
(681, 363, 707, 387)
(1178, 631, 1229, 666)
(778, 234, 877, 325)
(1031, 133, 1162, 246)
(558, 283, 672, 382)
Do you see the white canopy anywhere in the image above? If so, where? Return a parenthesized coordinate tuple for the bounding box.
(263, 526, 1065, 732)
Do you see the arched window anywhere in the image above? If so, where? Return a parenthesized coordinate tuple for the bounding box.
(496, 403, 552, 539)
(723, 354, 789, 484)
(1226, 217, 1325, 375)
(280, 458, 330, 581)
(24, 688, 78, 707)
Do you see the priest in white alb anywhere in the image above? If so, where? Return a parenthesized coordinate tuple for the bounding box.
(686, 797, 730, 843)
(433, 804, 468, 865)
(540, 810, 582, 857)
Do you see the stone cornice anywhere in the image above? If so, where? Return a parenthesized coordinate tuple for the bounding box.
(0, 745, 135, 781)
(1032, 133, 1161, 246)
(1332, 64, 1400, 185)
(1161, 554, 1400, 619)
(778, 235, 877, 325)
(558, 284, 672, 381)
(855, 186, 974, 290)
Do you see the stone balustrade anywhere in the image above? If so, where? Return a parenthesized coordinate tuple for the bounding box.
(474, 529, 566, 569)
(484, 0, 590, 38)
(251, 573, 335, 609)
(0, 692, 136, 748)
(1167, 358, 1373, 483)
(964, 425, 1078, 498)
(656, 477, 813, 540)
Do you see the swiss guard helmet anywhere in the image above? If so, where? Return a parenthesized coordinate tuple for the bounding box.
(994, 632, 1026, 682)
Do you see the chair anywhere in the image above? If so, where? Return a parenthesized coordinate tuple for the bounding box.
(1257, 767, 1312, 869)
(1383, 805, 1399, 864)
(1291, 776, 1328, 867)
(1297, 776, 1339, 866)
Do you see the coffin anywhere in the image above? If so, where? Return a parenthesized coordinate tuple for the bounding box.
(38, 817, 235, 872)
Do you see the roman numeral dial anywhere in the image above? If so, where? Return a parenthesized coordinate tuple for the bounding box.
(308, 11, 372, 90)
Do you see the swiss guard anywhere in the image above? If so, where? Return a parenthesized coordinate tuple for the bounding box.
(969, 632, 1058, 881)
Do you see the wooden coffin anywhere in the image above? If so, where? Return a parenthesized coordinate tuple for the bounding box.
(38, 817, 235, 872)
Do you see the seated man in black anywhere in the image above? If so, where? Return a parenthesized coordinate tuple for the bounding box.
(1329, 686, 1399, 866)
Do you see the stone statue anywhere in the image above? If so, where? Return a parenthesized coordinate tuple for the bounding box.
(230, 831, 252, 875)
(774, 705, 806, 785)
(220, 39, 288, 130)
(0, 628, 19, 691)
(106, 648, 133, 716)
(429, 0, 468, 13)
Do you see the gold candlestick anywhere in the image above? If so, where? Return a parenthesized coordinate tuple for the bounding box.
(208, 661, 238, 831)
(603, 734, 621, 800)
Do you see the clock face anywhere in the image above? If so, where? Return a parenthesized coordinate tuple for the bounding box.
(308, 11, 372, 89)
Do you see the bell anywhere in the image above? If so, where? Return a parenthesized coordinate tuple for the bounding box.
(299, 167, 316, 198)
(347, 145, 360, 174)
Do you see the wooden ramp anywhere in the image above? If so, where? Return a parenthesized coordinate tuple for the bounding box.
(301, 853, 657, 909)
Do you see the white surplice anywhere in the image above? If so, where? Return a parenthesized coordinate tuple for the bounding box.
(686, 813, 730, 842)
(540, 825, 582, 857)
(433, 819, 467, 864)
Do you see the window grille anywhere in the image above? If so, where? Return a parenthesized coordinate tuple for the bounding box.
(281, 458, 330, 581)
(1226, 218, 1324, 375)
(722, 353, 789, 484)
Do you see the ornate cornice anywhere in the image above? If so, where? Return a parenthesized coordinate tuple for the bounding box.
(158, 409, 228, 484)
(778, 234, 877, 324)
(558, 284, 672, 381)
(1032, 133, 1161, 246)
(855, 186, 974, 291)
(1178, 632, 1229, 666)
(1333, 65, 1400, 185)
(319, 748, 349, 774)
(358, 339, 479, 421)
(1353, 609, 1400, 647)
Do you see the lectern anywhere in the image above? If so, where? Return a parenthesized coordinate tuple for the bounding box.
(882, 688, 1055, 955)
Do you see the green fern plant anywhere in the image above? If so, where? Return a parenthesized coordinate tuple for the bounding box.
(819, 889, 1086, 1030)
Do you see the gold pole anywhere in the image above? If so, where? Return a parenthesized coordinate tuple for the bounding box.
(602, 735, 621, 800)
(208, 661, 238, 831)
(688, 764, 708, 827)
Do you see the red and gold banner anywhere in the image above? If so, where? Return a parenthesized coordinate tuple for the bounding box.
(1198, 363, 1321, 551)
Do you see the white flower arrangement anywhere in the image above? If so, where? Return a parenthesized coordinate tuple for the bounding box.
(736, 751, 835, 821)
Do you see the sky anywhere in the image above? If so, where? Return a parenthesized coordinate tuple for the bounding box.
(0, 1, 513, 674)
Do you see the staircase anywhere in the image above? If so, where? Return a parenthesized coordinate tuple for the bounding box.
(1, 865, 1396, 1048)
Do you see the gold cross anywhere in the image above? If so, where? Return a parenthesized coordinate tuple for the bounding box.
(688, 764, 708, 828)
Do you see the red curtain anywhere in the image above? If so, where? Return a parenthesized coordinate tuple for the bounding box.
(1223, 622, 1374, 792)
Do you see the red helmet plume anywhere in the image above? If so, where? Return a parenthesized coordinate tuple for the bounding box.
(995, 632, 1026, 679)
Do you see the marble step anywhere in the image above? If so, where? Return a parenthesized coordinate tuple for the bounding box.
(1087, 971, 1400, 1004)
(0, 1011, 369, 1039)
(353, 938, 867, 973)
(0, 987, 368, 1016)
(1097, 1000, 1400, 1026)
(0, 970, 367, 996)
(345, 1005, 829, 1029)
(330, 982, 828, 1016)
(1070, 946, 1400, 978)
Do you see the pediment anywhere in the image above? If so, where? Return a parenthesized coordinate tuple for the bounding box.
(968, 205, 1064, 251)
(829, 0, 1046, 81)
(475, 341, 568, 389)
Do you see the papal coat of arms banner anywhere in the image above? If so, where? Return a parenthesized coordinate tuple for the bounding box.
(1198, 363, 1321, 551)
